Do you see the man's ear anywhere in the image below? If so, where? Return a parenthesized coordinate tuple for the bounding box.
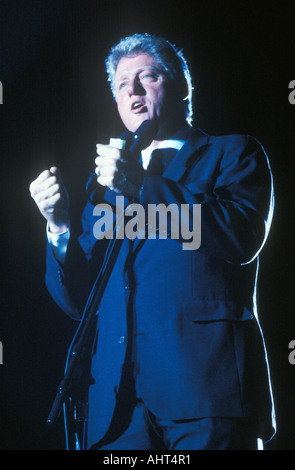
(183, 80, 190, 101)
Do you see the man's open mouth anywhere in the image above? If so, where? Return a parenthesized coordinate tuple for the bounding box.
(131, 101, 147, 113)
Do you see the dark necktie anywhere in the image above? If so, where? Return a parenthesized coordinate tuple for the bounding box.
(147, 148, 178, 176)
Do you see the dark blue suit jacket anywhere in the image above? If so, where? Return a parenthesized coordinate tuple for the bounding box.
(45, 126, 276, 448)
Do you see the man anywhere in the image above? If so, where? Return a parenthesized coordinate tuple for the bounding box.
(29, 33, 276, 450)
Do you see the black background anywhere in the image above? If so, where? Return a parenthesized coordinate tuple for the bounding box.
(1, 0, 294, 450)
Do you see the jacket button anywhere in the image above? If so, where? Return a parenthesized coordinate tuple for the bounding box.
(57, 268, 63, 285)
(119, 335, 126, 344)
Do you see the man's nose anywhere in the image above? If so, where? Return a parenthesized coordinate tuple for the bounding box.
(127, 78, 144, 96)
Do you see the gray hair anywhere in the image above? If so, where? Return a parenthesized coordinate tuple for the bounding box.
(105, 33, 193, 125)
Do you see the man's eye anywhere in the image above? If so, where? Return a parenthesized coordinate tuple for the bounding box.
(119, 82, 127, 90)
(140, 73, 157, 81)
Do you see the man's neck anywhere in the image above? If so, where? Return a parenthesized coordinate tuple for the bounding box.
(152, 119, 189, 147)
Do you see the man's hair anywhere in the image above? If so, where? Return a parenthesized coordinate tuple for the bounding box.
(105, 33, 193, 125)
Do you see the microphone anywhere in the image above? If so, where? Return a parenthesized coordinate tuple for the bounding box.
(86, 120, 158, 203)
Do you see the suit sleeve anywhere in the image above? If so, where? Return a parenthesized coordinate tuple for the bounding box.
(45, 201, 107, 319)
(139, 135, 274, 264)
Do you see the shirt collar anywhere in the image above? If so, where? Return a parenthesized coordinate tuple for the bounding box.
(141, 139, 185, 170)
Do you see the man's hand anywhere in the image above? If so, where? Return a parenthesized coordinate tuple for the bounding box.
(95, 144, 145, 199)
(29, 166, 70, 234)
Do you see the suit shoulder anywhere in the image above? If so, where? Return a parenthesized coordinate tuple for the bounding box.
(206, 133, 264, 151)
(202, 134, 270, 165)
(191, 128, 266, 153)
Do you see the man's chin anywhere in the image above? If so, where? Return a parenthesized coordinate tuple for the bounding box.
(126, 114, 154, 133)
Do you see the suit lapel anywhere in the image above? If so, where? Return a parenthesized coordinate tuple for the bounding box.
(131, 128, 209, 253)
(162, 129, 209, 182)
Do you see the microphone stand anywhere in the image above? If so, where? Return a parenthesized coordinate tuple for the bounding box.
(46, 224, 124, 449)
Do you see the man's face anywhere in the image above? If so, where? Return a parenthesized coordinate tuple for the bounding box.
(114, 53, 175, 134)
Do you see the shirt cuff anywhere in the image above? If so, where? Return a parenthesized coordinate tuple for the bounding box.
(46, 223, 70, 263)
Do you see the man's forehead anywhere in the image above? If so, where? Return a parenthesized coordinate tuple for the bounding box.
(115, 53, 163, 78)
